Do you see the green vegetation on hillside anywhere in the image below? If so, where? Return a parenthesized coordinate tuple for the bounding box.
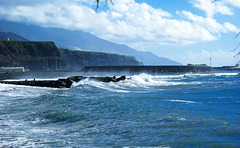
(59, 48, 142, 69)
(0, 41, 65, 70)
(0, 41, 142, 71)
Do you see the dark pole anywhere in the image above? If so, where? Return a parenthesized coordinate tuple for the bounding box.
(210, 58, 212, 67)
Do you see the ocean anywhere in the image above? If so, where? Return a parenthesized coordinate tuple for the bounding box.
(0, 72, 240, 147)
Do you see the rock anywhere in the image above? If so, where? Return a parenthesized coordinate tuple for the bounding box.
(88, 75, 126, 82)
(0, 75, 126, 88)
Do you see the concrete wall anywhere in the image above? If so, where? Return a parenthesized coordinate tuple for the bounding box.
(83, 65, 211, 74)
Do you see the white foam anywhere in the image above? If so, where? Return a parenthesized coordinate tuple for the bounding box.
(64, 72, 239, 91)
(184, 72, 239, 78)
(120, 74, 201, 88)
(71, 74, 203, 91)
(178, 117, 186, 121)
(0, 83, 55, 100)
(169, 100, 197, 104)
(123, 146, 170, 148)
(72, 78, 130, 93)
(213, 72, 239, 76)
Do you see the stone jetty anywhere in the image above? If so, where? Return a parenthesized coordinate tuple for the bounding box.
(0, 75, 126, 88)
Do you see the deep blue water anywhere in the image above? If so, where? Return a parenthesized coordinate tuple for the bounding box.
(0, 73, 240, 147)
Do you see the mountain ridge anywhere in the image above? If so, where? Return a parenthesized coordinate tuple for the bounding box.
(0, 20, 181, 65)
(0, 31, 28, 41)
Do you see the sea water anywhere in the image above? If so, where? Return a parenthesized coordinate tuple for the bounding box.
(0, 73, 239, 147)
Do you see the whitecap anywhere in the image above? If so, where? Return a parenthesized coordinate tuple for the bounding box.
(71, 78, 130, 93)
(184, 72, 239, 78)
(70, 73, 203, 91)
(178, 117, 186, 121)
(0, 83, 55, 99)
(123, 146, 171, 148)
(169, 100, 197, 104)
(120, 74, 202, 88)
(213, 72, 239, 76)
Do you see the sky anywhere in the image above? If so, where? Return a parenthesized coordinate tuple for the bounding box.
(0, 0, 240, 66)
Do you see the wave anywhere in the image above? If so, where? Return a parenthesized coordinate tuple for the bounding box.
(0, 83, 56, 100)
(168, 99, 198, 104)
(183, 72, 239, 78)
(1, 72, 238, 93)
(71, 73, 203, 92)
(212, 72, 239, 76)
(119, 74, 191, 87)
(72, 72, 240, 92)
(123, 146, 170, 148)
(72, 78, 130, 93)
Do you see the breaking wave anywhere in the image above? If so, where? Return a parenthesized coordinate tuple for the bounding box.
(71, 72, 240, 91)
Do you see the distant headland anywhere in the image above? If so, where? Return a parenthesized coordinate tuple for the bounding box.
(0, 40, 142, 71)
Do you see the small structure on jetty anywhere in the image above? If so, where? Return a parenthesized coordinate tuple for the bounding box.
(0, 67, 25, 73)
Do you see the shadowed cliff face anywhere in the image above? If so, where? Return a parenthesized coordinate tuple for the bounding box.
(59, 48, 143, 69)
(0, 41, 65, 70)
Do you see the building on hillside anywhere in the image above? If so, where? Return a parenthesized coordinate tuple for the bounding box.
(0, 67, 25, 73)
(4, 38, 9, 41)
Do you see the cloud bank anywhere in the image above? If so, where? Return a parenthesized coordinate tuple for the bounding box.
(0, 0, 239, 50)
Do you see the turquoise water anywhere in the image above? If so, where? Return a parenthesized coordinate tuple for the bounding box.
(0, 73, 240, 147)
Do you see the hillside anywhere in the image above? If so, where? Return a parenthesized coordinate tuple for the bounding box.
(0, 20, 181, 65)
(0, 40, 142, 70)
(59, 48, 142, 69)
(0, 41, 65, 70)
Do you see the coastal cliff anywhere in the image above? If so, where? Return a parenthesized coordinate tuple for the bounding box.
(59, 48, 143, 69)
(0, 41, 142, 71)
(0, 41, 65, 70)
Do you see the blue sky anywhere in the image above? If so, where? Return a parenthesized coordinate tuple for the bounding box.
(0, 0, 239, 66)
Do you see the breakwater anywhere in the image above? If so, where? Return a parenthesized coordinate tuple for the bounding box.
(0, 75, 126, 88)
(0, 71, 83, 80)
(83, 65, 212, 74)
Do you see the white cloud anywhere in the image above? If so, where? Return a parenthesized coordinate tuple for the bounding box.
(179, 10, 239, 35)
(168, 49, 238, 66)
(223, 0, 240, 8)
(191, 0, 233, 17)
(0, 0, 238, 51)
(223, 22, 240, 33)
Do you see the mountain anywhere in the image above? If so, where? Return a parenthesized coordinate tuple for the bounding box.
(0, 31, 28, 41)
(0, 20, 181, 65)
